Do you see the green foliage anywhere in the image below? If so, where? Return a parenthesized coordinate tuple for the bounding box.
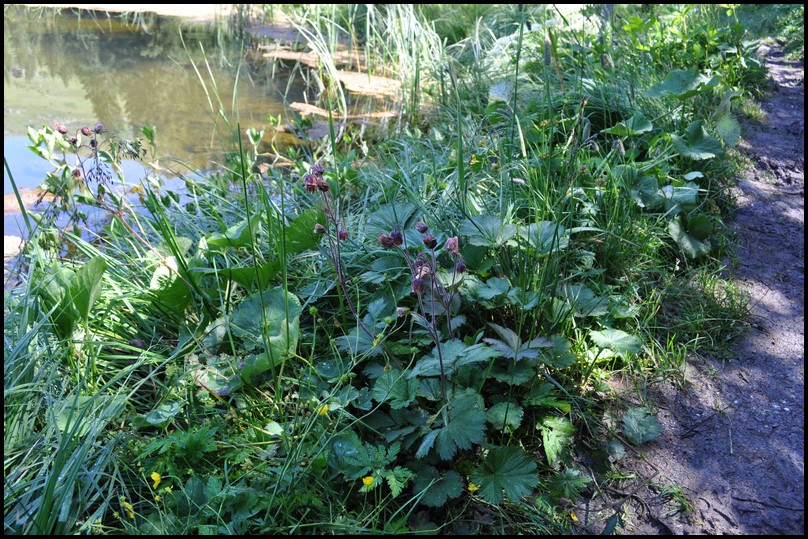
(622, 407, 663, 445)
(471, 446, 538, 505)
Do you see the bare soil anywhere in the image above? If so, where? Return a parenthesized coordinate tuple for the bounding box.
(579, 42, 804, 535)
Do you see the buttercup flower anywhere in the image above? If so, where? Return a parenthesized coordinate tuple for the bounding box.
(362, 476, 374, 486)
(150, 472, 161, 489)
(467, 482, 480, 492)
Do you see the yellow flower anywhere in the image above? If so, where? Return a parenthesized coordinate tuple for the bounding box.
(150, 472, 161, 489)
(467, 482, 480, 492)
(318, 404, 329, 416)
(154, 495, 162, 502)
(570, 512, 578, 522)
(362, 476, 374, 486)
(121, 499, 135, 520)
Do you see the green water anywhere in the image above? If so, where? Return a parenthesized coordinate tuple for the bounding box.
(3, 5, 307, 196)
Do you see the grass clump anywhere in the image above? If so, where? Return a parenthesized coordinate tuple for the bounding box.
(6, 3, 796, 535)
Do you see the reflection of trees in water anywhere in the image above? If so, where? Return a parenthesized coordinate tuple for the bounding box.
(3, 7, 304, 169)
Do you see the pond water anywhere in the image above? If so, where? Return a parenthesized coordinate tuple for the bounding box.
(3, 5, 310, 236)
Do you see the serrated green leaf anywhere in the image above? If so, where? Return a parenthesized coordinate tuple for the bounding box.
(490, 360, 537, 385)
(540, 416, 575, 468)
(547, 468, 591, 501)
(477, 276, 511, 301)
(412, 467, 463, 508)
(206, 214, 261, 249)
(486, 402, 524, 431)
(284, 206, 326, 253)
(601, 112, 653, 136)
(672, 121, 724, 160)
(460, 215, 517, 248)
(558, 283, 610, 318)
(409, 340, 500, 378)
(372, 370, 419, 409)
(69, 256, 107, 322)
(647, 68, 718, 100)
(622, 407, 662, 445)
(669, 215, 712, 259)
(483, 322, 553, 361)
(519, 221, 569, 255)
(715, 112, 741, 147)
(524, 383, 572, 413)
(471, 446, 538, 505)
(589, 329, 642, 358)
(418, 392, 486, 460)
(328, 431, 372, 480)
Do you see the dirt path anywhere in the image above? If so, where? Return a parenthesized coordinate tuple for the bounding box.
(614, 43, 804, 535)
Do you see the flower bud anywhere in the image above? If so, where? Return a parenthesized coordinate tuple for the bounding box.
(422, 233, 437, 249)
(411, 277, 425, 295)
(67, 136, 78, 146)
(73, 168, 83, 179)
(338, 227, 349, 241)
(81, 126, 92, 136)
(304, 174, 318, 193)
(314, 223, 327, 234)
(93, 123, 106, 134)
(310, 163, 324, 177)
(54, 122, 68, 135)
(390, 229, 403, 246)
(317, 178, 330, 192)
(378, 234, 395, 248)
(445, 236, 459, 255)
(415, 220, 428, 233)
(454, 260, 467, 274)
(396, 306, 409, 318)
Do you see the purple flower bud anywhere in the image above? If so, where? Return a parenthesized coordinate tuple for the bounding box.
(72, 168, 82, 179)
(54, 122, 68, 135)
(90, 139, 98, 150)
(67, 136, 78, 146)
(310, 163, 325, 177)
(80, 126, 92, 136)
(411, 277, 425, 295)
(390, 229, 403, 246)
(445, 236, 459, 255)
(93, 123, 106, 134)
(317, 178, 330, 192)
(338, 227, 349, 241)
(379, 234, 395, 248)
(422, 233, 437, 249)
(415, 220, 429, 233)
(396, 306, 409, 318)
(454, 260, 467, 274)
(304, 173, 318, 193)
(314, 223, 327, 234)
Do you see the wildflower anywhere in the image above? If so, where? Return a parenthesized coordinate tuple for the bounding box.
(317, 177, 330, 192)
(80, 126, 92, 136)
(54, 122, 68, 134)
(422, 233, 437, 249)
(570, 512, 578, 522)
(67, 136, 78, 146)
(362, 476, 374, 486)
(318, 404, 329, 416)
(93, 122, 106, 134)
(337, 227, 349, 241)
(304, 173, 318, 193)
(121, 498, 135, 519)
(467, 482, 480, 492)
(154, 495, 162, 502)
(389, 229, 403, 246)
(415, 220, 429, 233)
(444, 236, 459, 255)
(378, 233, 395, 248)
(454, 260, 467, 274)
(90, 139, 98, 150)
(73, 168, 82, 179)
(150, 471, 161, 489)
(314, 223, 327, 234)
(411, 277, 425, 295)
(396, 307, 409, 318)
(310, 162, 325, 177)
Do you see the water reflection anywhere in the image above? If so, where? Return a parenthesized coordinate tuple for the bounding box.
(3, 5, 308, 191)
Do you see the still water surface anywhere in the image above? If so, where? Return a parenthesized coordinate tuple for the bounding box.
(4, 5, 307, 234)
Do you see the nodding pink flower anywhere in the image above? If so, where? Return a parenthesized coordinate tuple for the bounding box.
(89, 139, 98, 149)
(72, 168, 82, 179)
(411, 277, 425, 295)
(390, 229, 403, 246)
(317, 178, 330, 192)
(338, 227, 349, 241)
(67, 136, 78, 146)
(54, 122, 68, 135)
(80, 126, 92, 136)
(445, 236, 459, 255)
(454, 260, 467, 274)
(314, 223, 327, 234)
(415, 220, 429, 233)
(93, 123, 106, 134)
(379, 234, 395, 248)
(310, 163, 325, 177)
(304, 173, 318, 193)
(422, 233, 437, 249)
